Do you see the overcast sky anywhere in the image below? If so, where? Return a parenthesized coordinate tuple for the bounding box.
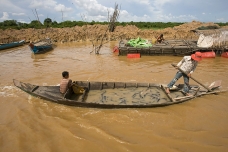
(0, 0, 227, 23)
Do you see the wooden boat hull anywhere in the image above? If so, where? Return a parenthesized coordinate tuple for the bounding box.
(13, 79, 224, 108)
(0, 40, 25, 50)
(29, 44, 53, 54)
(29, 38, 53, 54)
(117, 39, 224, 56)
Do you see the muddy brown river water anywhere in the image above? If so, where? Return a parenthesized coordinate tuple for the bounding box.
(0, 41, 228, 152)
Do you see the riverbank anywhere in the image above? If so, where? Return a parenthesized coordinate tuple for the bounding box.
(0, 21, 225, 44)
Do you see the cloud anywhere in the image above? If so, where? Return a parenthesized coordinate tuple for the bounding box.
(135, 0, 151, 5)
(71, 0, 157, 21)
(29, 0, 72, 12)
(29, 0, 56, 8)
(70, 0, 197, 22)
(216, 18, 224, 22)
(12, 13, 26, 16)
(115, 0, 183, 21)
(0, 0, 227, 23)
(29, 1, 42, 8)
(0, 12, 10, 21)
(72, 0, 113, 15)
(72, 0, 114, 20)
(17, 19, 28, 23)
(0, 0, 25, 12)
(54, 4, 72, 12)
(153, 0, 180, 6)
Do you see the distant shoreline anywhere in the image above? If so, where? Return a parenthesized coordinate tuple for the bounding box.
(0, 21, 226, 43)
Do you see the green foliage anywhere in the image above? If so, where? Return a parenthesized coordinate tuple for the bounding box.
(0, 20, 18, 29)
(132, 22, 184, 29)
(44, 18, 52, 27)
(29, 20, 42, 28)
(216, 22, 228, 26)
(90, 20, 95, 25)
(0, 18, 227, 30)
(3, 20, 17, 26)
(59, 20, 76, 27)
(197, 25, 219, 30)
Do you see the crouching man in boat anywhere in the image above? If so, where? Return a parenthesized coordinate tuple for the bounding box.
(166, 52, 202, 96)
(60, 71, 72, 94)
(156, 34, 164, 43)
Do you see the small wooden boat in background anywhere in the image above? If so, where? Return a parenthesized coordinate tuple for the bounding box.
(28, 38, 53, 54)
(0, 40, 25, 50)
(13, 79, 225, 108)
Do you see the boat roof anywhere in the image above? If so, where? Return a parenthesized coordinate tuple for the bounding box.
(191, 28, 228, 36)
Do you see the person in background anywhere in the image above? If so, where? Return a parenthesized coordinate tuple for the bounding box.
(166, 52, 202, 96)
(60, 71, 72, 94)
(156, 34, 164, 43)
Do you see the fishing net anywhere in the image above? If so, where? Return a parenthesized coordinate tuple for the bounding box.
(193, 28, 228, 48)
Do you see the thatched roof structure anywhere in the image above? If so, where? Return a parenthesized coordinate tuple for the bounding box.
(191, 28, 228, 48)
(192, 28, 228, 36)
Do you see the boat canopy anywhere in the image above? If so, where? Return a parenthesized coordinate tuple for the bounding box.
(192, 28, 228, 48)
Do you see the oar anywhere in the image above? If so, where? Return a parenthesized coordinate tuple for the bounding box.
(171, 63, 212, 92)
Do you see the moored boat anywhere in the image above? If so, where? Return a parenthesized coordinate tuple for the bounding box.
(28, 38, 53, 54)
(116, 39, 211, 56)
(116, 28, 228, 56)
(0, 40, 25, 50)
(13, 79, 225, 108)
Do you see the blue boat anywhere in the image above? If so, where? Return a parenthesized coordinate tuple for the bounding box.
(0, 40, 25, 50)
(28, 38, 53, 54)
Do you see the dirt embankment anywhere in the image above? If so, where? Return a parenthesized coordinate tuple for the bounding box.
(0, 21, 223, 44)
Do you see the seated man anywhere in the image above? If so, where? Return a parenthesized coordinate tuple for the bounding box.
(60, 71, 72, 94)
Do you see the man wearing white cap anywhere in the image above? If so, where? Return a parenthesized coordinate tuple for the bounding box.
(166, 52, 202, 96)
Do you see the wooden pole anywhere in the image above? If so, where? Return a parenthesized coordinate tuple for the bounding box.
(61, 9, 64, 21)
(171, 63, 212, 92)
(35, 9, 40, 23)
(161, 85, 174, 102)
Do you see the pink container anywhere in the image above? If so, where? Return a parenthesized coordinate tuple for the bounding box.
(201, 51, 215, 58)
(221, 52, 228, 58)
(127, 53, 141, 58)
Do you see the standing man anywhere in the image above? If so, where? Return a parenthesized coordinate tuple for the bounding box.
(166, 52, 202, 96)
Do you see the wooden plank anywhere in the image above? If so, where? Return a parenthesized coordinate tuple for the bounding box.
(174, 95, 194, 100)
(161, 85, 175, 102)
(31, 86, 39, 92)
(193, 87, 200, 96)
(197, 90, 227, 96)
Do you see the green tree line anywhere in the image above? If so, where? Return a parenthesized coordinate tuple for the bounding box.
(0, 18, 227, 30)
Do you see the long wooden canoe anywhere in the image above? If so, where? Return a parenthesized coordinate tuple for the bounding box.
(13, 79, 225, 108)
(0, 40, 25, 50)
